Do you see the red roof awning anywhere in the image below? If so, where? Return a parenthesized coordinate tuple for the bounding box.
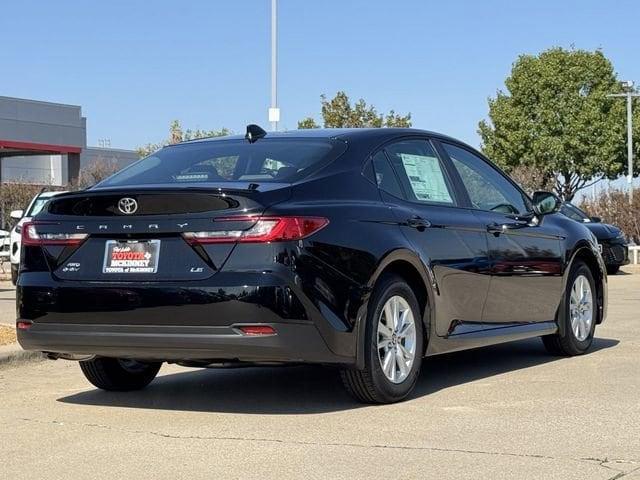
(0, 139, 81, 154)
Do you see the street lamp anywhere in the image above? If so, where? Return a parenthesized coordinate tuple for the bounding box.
(268, 0, 280, 131)
(608, 80, 639, 203)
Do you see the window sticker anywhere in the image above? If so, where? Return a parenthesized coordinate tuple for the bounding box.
(400, 154, 453, 203)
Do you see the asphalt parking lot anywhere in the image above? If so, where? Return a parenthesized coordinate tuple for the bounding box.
(1, 274, 639, 480)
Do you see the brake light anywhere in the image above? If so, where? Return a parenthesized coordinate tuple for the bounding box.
(22, 222, 88, 246)
(183, 216, 329, 244)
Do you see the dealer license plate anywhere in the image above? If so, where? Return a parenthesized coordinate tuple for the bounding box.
(102, 240, 161, 274)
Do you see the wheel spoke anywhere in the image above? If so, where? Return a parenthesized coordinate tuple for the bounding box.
(397, 314, 414, 338)
(384, 303, 394, 330)
(397, 308, 407, 333)
(399, 344, 414, 362)
(382, 349, 394, 376)
(391, 297, 399, 330)
(378, 322, 393, 339)
(396, 349, 408, 377)
(389, 353, 397, 382)
(571, 284, 580, 305)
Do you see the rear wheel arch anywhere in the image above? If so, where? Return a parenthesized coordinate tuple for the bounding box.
(355, 250, 434, 369)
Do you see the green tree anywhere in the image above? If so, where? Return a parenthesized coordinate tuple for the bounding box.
(479, 47, 640, 201)
(298, 91, 411, 129)
(137, 120, 230, 157)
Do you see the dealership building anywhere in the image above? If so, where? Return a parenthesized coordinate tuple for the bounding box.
(0, 96, 138, 186)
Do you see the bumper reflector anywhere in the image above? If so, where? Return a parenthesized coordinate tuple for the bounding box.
(17, 321, 33, 330)
(238, 325, 276, 336)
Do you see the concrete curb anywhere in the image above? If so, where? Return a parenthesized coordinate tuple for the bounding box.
(0, 343, 45, 368)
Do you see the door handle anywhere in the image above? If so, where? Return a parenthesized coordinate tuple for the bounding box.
(407, 216, 431, 230)
(486, 221, 528, 235)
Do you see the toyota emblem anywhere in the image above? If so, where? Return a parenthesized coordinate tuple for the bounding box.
(118, 197, 138, 215)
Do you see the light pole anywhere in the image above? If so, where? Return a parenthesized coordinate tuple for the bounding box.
(608, 80, 639, 203)
(268, 0, 280, 131)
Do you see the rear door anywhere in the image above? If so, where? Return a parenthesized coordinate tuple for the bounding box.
(439, 141, 564, 326)
(371, 138, 491, 337)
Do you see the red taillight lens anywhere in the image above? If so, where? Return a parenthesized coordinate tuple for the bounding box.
(22, 222, 88, 246)
(183, 216, 329, 244)
(238, 325, 276, 336)
(17, 321, 32, 330)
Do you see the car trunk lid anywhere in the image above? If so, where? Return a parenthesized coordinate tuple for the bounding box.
(33, 184, 290, 282)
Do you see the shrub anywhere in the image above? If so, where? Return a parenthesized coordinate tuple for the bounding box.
(72, 159, 120, 189)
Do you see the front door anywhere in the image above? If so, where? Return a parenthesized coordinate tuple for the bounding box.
(440, 142, 564, 327)
(371, 139, 491, 337)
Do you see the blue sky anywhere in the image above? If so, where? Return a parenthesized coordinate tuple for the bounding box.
(2, 0, 639, 151)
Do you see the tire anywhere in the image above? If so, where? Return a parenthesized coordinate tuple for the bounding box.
(79, 357, 161, 391)
(341, 274, 424, 404)
(10, 264, 18, 286)
(606, 265, 619, 275)
(542, 260, 597, 356)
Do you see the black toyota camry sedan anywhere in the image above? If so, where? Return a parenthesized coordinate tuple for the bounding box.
(17, 127, 607, 403)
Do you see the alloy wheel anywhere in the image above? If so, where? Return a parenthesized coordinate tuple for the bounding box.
(569, 274, 593, 342)
(377, 295, 417, 384)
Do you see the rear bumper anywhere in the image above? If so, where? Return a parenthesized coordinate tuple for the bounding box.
(16, 271, 356, 365)
(17, 321, 345, 364)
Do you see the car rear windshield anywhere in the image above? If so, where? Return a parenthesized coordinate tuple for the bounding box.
(96, 138, 346, 187)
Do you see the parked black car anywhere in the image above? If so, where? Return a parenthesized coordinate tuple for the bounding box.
(17, 127, 607, 403)
(560, 202, 629, 275)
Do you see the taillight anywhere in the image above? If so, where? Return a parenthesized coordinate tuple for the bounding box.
(183, 216, 329, 244)
(22, 222, 88, 246)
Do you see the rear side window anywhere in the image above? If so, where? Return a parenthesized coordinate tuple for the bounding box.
(384, 139, 455, 205)
(371, 151, 404, 198)
(97, 138, 346, 187)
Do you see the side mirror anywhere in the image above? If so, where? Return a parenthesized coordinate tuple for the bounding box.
(532, 191, 561, 216)
(10, 210, 23, 220)
(590, 216, 602, 223)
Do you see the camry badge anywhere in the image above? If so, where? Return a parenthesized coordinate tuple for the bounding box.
(118, 197, 138, 215)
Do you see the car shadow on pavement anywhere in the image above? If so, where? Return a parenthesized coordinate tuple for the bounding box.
(58, 336, 619, 415)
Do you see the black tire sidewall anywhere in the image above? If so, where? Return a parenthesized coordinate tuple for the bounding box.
(564, 262, 597, 351)
(365, 275, 424, 402)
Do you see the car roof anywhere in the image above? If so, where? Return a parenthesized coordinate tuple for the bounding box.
(177, 128, 462, 145)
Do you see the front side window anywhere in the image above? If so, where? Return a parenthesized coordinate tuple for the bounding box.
(443, 143, 529, 214)
(97, 138, 346, 187)
(383, 139, 455, 205)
